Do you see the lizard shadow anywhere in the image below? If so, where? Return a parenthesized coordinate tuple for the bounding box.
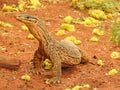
(44, 65, 78, 79)
(62, 65, 79, 77)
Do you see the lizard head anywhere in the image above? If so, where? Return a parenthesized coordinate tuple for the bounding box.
(16, 14, 38, 24)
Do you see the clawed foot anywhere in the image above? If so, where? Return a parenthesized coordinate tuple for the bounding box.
(45, 77, 60, 84)
(30, 60, 44, 74)
(32, 68, 44, 75)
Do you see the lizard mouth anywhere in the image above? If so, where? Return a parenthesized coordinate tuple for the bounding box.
(16, 14, 25, 20)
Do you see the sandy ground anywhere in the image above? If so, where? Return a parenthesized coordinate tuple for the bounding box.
(0, 0, 120, 90)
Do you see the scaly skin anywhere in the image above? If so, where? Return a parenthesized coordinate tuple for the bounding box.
(16, 14, 89, 84)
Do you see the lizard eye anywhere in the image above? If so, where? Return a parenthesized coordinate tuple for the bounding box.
(25, 16, 37, 23)
(26, 16, 30, 19)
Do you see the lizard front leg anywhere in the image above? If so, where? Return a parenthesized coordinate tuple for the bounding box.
(47, 48, 62, 84)
(31, 48, 44, 74)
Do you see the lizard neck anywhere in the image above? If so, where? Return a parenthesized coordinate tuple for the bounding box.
(38, 19, 54, 43)
(26, 19, 55, 46)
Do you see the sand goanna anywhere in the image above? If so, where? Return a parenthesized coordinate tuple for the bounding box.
(16, 14, 89, 84)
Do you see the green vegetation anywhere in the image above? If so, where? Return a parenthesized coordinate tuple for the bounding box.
(71, 0, 120, 13)
(80, 17, 101, 27)
(88, 9, 107, 20)
(111, 18, 120, 46)
(71, 0, 120, 46)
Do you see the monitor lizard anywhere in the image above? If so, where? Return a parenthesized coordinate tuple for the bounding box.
(16, 14, 89, 84)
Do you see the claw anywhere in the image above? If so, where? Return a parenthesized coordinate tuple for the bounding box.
(45, 77, 61, 84)
(32, 68, 44, 75)
(32, 71, 41, 75)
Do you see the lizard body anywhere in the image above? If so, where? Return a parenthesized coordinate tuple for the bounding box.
(16, 14, 89, 84)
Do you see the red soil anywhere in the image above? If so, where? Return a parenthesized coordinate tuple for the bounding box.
(0, 0, 120, 90)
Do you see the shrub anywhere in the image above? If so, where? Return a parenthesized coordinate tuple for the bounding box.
(71, 0, 120, 13)
(111, 18, 120, 46)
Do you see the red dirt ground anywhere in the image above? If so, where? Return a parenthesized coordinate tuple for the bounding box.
(0, 0, 120, 90)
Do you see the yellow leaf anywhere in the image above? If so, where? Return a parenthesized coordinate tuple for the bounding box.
(97, 60, 104, 66)
(107, 69, 119, 76)
(22, 25, 29, 31)
(72, 85, 82, 90)
(92, 28, 104, 36)
(44, 59, 53, 70)
(2, 4, 18, 12)
(64, 36, 82, 45)
(29, 0, 41, 8)
(18, 0, 26, 11)
(83, 84, 90, 88)
(0, 21, 13, 27)
(27, 34, 35, 40)
(61, 24, 76, 32)
(55, 30, 65, 36)
(110, 52, 119, 59)
(89, 9, 107, 20)
(21, 74, 31, 81)
(64, 16, 73, 24)
(81, 17, 101, 27)
(90, 36, 98, 42)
